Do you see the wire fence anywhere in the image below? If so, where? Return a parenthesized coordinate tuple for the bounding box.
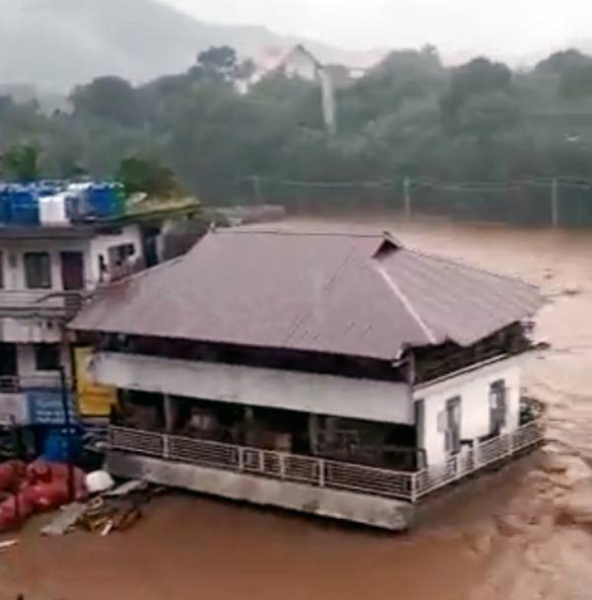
(228, 176, 592, 227)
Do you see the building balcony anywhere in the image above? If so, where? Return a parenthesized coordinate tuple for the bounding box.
(107, 414, 544, 506)
(0, 290, 84, 319)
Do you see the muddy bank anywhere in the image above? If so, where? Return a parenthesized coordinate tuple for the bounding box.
(2, 220, 591, 600)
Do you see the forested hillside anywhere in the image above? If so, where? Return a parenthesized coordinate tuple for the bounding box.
(2, 45, 592, 223)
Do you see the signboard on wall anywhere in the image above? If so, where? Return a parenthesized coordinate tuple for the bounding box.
(27, 389, 78, 426)
(75, 347, 118, 417)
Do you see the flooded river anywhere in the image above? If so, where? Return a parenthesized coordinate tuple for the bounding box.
(2, 220, 591, 600)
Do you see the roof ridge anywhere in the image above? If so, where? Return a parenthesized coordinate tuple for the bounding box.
(214, 229, 386, 239)
(373, 262, 438, 345)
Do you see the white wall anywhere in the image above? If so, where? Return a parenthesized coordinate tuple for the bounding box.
(0, 225, 143, 344)
(87, 225, 143, 288)
(0, 317, 62, 344)
(0, 224, 143, 293)
(0, 238, 88, 292)
(413, 357, 523, 466)
(90, 352, 414, 425)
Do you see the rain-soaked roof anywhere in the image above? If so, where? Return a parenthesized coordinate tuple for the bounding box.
(70, 229, 543, 360)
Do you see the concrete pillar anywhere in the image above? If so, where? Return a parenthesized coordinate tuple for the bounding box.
(163, 394, 176, 433)
(244, 407, 257, 446)
(308, 414, 319, 455)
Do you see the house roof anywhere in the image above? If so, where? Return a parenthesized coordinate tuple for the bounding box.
(70, 229, 542, 361)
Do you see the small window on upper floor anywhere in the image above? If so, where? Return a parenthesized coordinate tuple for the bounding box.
(24, 252, 52, 289)
(34, 344, 61, 371)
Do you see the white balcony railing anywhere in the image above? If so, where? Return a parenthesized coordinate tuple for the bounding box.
(108, 418, 545, 503)
(0, 373, 71, 393)
(0, 290, 84, 317)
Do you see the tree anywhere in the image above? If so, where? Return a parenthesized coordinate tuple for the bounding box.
(1, 144, 41, 181)
(70, 76, 143, 125)
(194, 46, 239, 82)
(440, 58, 513, 133)
(117, 156, 178, 198)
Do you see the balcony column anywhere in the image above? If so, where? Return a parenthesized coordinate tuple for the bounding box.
(243, 407, 256, 446)
(308, 414, 320, 456)
(163, 394, 176, 434)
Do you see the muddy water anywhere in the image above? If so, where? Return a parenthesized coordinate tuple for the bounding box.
(2, 221, 592, 600)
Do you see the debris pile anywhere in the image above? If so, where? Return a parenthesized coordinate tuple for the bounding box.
(0, 460, 87, 532)
(41, 479, 159, 537)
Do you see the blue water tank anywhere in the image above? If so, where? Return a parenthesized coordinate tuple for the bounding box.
(9, 187, 40, 225)
(0, 187, 9, 223)
(86, 184, 118, 218)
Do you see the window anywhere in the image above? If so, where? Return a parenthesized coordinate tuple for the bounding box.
(108, 244, 136, 268)
(489, 380, 507, 433)
(24, 252, 52, 289)
(34, 344, 61, 371)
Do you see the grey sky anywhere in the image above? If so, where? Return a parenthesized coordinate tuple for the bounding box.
(166, 0, 586, 60)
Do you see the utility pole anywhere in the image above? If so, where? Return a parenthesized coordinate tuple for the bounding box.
(404, 177, 412, 220)
(551, 178, 559, 227)
(59, 365, 75, 502)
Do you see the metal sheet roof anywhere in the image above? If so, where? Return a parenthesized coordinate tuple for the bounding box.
(71, 230, 542, 360)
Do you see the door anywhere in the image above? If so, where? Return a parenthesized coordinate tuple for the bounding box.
(60, 252, 85, 291)
(0, 343, 17, 376)
(445, 396, 461, 455)
(0, 343, 17, 391)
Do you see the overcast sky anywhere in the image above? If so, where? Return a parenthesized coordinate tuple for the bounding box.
(165, 0, 587, 60)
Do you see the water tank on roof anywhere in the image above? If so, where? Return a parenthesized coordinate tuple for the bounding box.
(86, 183, 119, 218)
(8, 187, 40, 225)
(39, 193, 68, 225)
(0, 187, 9, 223)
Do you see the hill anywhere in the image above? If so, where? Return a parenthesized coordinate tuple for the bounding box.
(0, 0, 379, 92)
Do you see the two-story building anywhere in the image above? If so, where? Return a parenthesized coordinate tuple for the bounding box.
(0, 191, 200, 446)
(70, 229, 544, 530)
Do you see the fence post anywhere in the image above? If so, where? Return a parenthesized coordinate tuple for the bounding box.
(410, 473, 417, 503)
(238, 447, 244, 472)
(163, 434, 169, 460)
(258, 450, 264, 474)
(404, 177, 412, 220)
(279, 454, 286, 480)
(319, 459, 326, 488)
(551, 178, 559, 227)
(506, 431, 513, 458)
(251, 175, 262, 205)
(474, 439, 481, 468)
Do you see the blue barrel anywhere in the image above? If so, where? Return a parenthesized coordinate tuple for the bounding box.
(0, 187, 9, 223)
(42, 428, 81, 463)
(9, 187, 40, 224)
(86, 184, 118, 218)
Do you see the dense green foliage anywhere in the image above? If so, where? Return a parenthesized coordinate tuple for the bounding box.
(1, 45, 592, 221)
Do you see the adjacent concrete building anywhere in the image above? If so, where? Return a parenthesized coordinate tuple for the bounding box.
(71, 229, 544, 529)
(0, 203, 199, 435)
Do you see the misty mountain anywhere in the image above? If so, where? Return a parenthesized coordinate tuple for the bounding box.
(0, 0, 378, 92)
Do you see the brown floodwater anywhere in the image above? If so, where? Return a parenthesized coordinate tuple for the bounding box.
(1, 219, 591, 600)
